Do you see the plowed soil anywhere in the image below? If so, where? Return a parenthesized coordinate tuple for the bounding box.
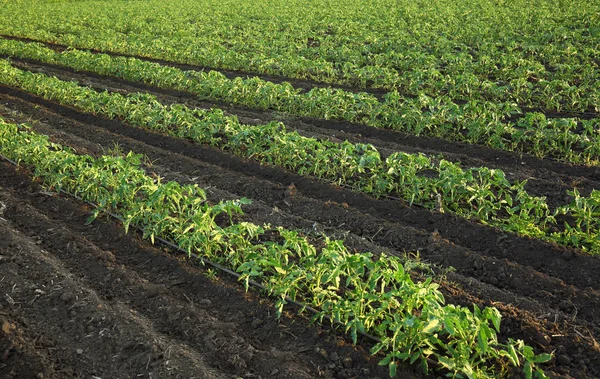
(1, 57, 599, 379)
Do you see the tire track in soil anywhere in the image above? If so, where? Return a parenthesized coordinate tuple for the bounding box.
(0, 166, 401, 379)
(1, 93, 600, 377)
(9, 58, 600, 203)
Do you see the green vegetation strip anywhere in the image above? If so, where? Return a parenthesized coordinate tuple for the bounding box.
(0, 39, 598, 165)
(1, 59, 598, 255)
(0, 118, 551, 378)
(0, 0, 598, 113)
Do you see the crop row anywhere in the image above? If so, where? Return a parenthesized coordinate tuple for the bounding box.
(1, 59, 598, 255)
(0, 118, 551, 378)
(1, 38, 598, 165)
(0, 0, 598, 112)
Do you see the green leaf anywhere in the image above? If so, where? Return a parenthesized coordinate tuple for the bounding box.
(410, 350, 420, 364)
(350, 327, 358, 345)
(370, 343, 385, 355)
(534, 368, 550, 379)
(506, 344, 520, 366)
(488, 308, 502, 332)
(443, 316, 455, 335)
(389, 361, 397, 377)
(437, 355, 455, 370)
(378, 354, 393, 366)
(422, 318, 440, 334)
(524, 361, 533, 379)
(123, 219, 131, 234)
(462, 362, 475, 379)
(85, 213, 97, 225)
(532, 353, 553, 364)
(478, 326, 489, 354)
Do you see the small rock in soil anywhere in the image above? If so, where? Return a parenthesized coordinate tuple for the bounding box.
(564, 285, 576, 296)
(534, 332, 551, 346)
(557, 355, 571, 366)
(198, 298, 211, 306)
(329, 352, 339, 362)
(559, 300, 574, 312)
(561, 251, 574, 261)
(342, 356, 352, 368)
(316, 347, 328, 359)
(146, 284, 166, 298)
(99, 250, 116, 262)
(60, 292, 75, 303)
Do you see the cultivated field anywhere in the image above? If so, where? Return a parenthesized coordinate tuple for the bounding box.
(0, 0, 598, 378)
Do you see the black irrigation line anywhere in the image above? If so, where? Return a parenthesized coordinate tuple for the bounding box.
(0, 150, 384, 345)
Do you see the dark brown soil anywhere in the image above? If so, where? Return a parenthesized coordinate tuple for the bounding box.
(0, 60, 599, 379)
(2, 83, 600, 287)
(0, 161, 411, 379)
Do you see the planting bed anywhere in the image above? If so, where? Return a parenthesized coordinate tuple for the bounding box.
(0, 64, 599, 378)
(0, 1, 599, 377)
(0, 158, 399, 379)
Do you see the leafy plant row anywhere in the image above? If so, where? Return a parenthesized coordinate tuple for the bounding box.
(0, 118, 551, 378)
(1, 38, 598, 165)
(0, 0, 598, 112)
(1, 59, 598, 256)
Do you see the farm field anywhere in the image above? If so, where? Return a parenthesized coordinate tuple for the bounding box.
(0, 0, 599, 378)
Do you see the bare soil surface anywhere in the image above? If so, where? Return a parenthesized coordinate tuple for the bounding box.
(0, 162, 407, 379)
(0, 59, 599, 379)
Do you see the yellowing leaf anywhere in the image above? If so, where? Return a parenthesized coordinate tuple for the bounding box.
(422, 319, 440, 334)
